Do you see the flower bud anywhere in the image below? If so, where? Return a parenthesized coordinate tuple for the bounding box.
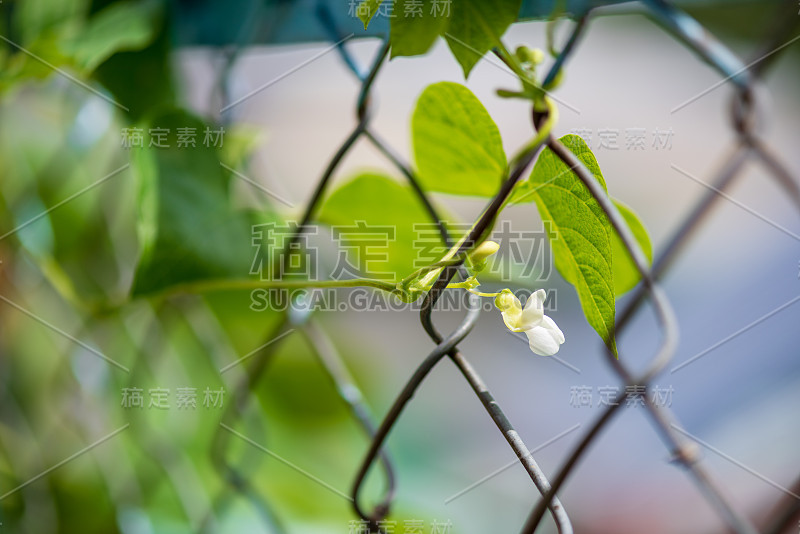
(469, 240, 500, 264)
(494, 288, 517, 311)
(515, 46, 544, 66)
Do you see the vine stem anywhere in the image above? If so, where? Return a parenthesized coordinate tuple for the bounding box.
(414, 100, 574, 534)
(420, 97, 559, 328)
(159, 275, 493, 304)
(464, 287, 500, 298)
(158, 277, 398, 296)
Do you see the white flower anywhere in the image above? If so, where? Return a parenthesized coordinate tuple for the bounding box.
(495, 289, 565, 356)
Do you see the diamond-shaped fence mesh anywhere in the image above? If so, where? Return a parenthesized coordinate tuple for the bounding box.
(0, 1, 798, 533)
(203, 3, 800, 533)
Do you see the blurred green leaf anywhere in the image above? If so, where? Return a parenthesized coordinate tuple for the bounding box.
(357, 0, 386, 28)
(390, 0, 449, 57)
(200, 210, 286, 349)
(0, 34, 74, 88)
(412, 82, 506, 197)
(131, 110, 260, 297)
(1, 0, 162, 100)
(317, 172, 451, 280)
(91, 6, 174, 120)
(0, 88, 135, 306)
(382, 0, 521, 76)
(444, 0, 522, 77)
(13, 0, 87, 44)
(611, 198, 652, 295)
(528, 134, 617, 355)
(62, 0, 161, 72)
(219, 124, 264, 171)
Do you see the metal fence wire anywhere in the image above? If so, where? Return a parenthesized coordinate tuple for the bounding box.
(208, 2, 800, 533)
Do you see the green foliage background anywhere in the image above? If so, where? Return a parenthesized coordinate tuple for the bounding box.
(0, 0, 791, 532)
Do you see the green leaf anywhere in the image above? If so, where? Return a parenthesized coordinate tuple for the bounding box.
(317, 173, 451, 281)
(131, 110, 260, 297)
(2, 1, 161, 92)
(62, 1, 161, 72)
(91, 8, 174, 120)
(529, 134, 617, 355)
(390, 0, 449, 57)
(219, 123, 264, 170)
(0, 33, 73, 95)
(378, 0, 521, 76)
(412, 82, 506, 197)
(13, 0, 85, 44)
(357, 0, 386, 29)
(610, 199, 653, 295)
(444, 0, 522, 77)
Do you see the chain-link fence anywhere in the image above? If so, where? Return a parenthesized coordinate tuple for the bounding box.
(204, 2, 800, 533)
(0, 1, 798, 533)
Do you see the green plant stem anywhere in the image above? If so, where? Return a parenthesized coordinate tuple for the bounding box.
(163, 277, 400, 296)
(546, 0, 568, 57)
(467, 288, 501, 297)
(155, 274, 481, 302)
(400, 256, 467, 288)
(148, 66, 559, 308)
(515, 96, 557, 161)
(493, 38, 541, 95)
(494, 39, 528, 81)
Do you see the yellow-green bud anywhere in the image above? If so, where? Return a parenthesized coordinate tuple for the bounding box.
(469, 240, 500, 263)
(515, 46, 544, 66)
(494, 288, 517, 311)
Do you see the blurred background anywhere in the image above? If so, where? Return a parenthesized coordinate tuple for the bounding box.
(0, 0, 798, 533)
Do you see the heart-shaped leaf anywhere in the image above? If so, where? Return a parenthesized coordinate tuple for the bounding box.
(413, 82, 506, 197)
(528, 134, 618, 354)
(317, 172, 452, 280)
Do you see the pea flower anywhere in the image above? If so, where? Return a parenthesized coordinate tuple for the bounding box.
(495, 289, 565, 356)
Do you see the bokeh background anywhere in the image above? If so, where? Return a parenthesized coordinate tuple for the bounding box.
(0, 1, 798, 533)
